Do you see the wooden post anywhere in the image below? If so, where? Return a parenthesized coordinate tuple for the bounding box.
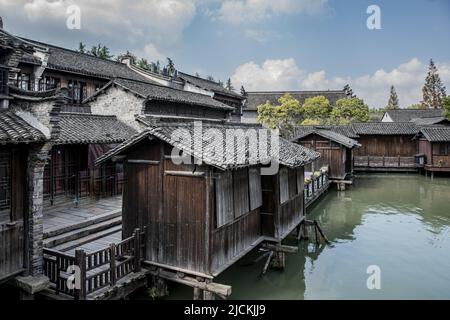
(134, 228, 141, 272)
(75, 249, 86, 300)
(110, 244, 116, 286)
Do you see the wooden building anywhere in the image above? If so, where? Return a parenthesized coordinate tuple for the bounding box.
(290, 128, 360, 180)
(96, 120, 318, 279)
(381, 109, 443, 122)
(352, 122, 419, 171)
(415, 127, 450, 173)
(0, 110, 47, 283)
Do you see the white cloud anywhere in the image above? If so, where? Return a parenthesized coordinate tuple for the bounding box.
(231, 58, 450, 108)
(2, 0, 196, 45)
(218, 0, 328, 25)
(136, 43, 166, 62)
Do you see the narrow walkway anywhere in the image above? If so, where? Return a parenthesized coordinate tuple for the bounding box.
(43, 196, 123, 254)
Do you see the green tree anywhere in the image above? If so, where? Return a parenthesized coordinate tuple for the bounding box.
(78, 42, 86, 54)
(422, 59, 447, 109)
(206, 75, 215, 81)
(300, 118, 321, 125)
(407, 103, 424, 109)
(166, 58, 176, 76)
(302, 96, 331, 122)
(195, 72, 200, 77)
(257, 93, 303, 131)
(240, 85, 247, 97)
(331, 98, 370, 124)
(90, 44, 113, 60)
(137, 58, 150, 70)
(443, 96, 450, 120)
(226, 78, 234, 91)
(387, 85, 400, 109)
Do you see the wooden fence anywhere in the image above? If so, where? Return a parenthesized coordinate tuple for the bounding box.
(304, 172, 329, 207)
(43, 228, 145, 300)
(354, 156, 416, 169)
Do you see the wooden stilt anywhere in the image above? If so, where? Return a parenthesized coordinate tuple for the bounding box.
(261, 251, 274, 276)
(314, 220, 331, 244)
(193, 287, 203, 300)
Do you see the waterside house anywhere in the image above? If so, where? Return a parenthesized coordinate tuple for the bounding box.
(96, 120, 319, 282)
(415, 127, 450, 174)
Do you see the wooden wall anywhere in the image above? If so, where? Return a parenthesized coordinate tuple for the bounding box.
(354, 135, 417, 157)
(298, 134, 348, 179)
(260, 166, 304, 241)
(0, 146, 27, 281)
(121, 140, 264, 276)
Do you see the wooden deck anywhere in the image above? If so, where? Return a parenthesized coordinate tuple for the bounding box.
(43, 196, 123, 253)
(354, 156, 418, 172)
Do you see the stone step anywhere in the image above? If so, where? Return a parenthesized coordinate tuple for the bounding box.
(43, 209, 122, 239)
(44, 216, 122, 249)
(51, 225, 122, 253)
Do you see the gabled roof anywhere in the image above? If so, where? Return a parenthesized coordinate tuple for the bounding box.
(55, 113, 137, 145)
(178, 72, 243, 99)
(287, 125, 359, 141)
(244, 90, 348, 111)
(86, 78, 235, 111)
(351, 122, 419, 135)
(96, 119, 319, 170)
(296, 129, 360, 149)
(416, 127, 450, 142)
(383, 109, 443, 122)
(0, 110, 47, 144)
(19, 38, 149, 82)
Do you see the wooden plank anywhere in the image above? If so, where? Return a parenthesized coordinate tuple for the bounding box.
(215, 171, 234, 228)
(248, 167, 262, 211)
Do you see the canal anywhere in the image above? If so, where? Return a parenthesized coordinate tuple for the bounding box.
(164, 173, 450, 299)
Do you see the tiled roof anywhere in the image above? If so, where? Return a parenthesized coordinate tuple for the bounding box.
(244, 90, 348, 111)
(55, 113, 137, 144)
(411, 117, 450, 125)
(178, 72, 243, 99)
(351, 122, 419, 135)
(19, 38, 149, 82)
(94, 78, 235, 111)
(315, 130, 360, 148)
(0, 111, 47, 143)
(97, 119, 319, 169)
(288, 125, 359, 141)
(384, 109, 443, 122)
(418, 127, 450, 142)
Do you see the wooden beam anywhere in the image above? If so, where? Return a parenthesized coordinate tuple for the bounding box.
(151, 269, 232, 296)
(261, 243, 298, 254)
(164, 171, 205, 177)
(143, 261, 214, 279)
(128, 160, 160, 165)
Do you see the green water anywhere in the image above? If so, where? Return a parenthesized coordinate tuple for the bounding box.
(165, 174, 450, 300)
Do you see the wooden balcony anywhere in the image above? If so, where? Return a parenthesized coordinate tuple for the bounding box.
(354, 156, 418, 172)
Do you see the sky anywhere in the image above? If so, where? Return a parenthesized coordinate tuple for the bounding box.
(1, 0, 450, 108)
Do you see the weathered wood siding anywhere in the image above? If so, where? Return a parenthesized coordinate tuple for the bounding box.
(354, 135, 417, 157)
(298, 134, 348, 179)
(260, 166, 305, 241)
(0, 146, 26, 280)
(122, 140, 264, 276)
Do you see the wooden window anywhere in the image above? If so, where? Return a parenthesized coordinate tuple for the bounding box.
(288, 168, 297, 199)
(439, 144, 449, 156)
(233, 169, 250, 218)
(68, 80, 87, 103)
(38, 76, 60, 91)
(215, 171, 234, 228)
(248, 167, 262, 211)
(0, 150, 11, 223)
(17, 72, 31, 90)
(0, 67, 8, 95)
(296, 168, 304, 196)
(279, 167, 289, 204)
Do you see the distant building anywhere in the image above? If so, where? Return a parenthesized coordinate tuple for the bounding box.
(381, 109, 443, 122)
(241, 90, 350, 124)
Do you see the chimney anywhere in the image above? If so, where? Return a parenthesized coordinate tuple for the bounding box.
(120, 54, 134, 67)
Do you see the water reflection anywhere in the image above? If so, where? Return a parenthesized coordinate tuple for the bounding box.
(164, 174, 450, 300)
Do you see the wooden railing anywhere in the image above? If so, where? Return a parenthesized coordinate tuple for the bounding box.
(43, 228, 146, 300)
(304, 172, 329, 206)
(354, 156, 416, 168)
